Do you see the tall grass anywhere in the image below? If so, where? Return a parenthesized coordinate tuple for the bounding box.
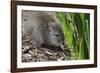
(57, 12, 90, 60)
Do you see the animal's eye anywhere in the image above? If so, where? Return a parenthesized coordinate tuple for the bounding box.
(24, 19, 27, 21)
(55, 34, 59, 37)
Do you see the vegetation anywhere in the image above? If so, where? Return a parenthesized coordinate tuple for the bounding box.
(57, 12, 90, 60)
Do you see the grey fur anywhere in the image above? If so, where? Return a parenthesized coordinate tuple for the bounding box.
(22, 10, 64, 47)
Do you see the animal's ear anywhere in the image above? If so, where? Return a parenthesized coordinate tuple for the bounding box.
(47, 15, 55, 23)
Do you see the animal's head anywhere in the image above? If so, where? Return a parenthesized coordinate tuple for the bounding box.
(47, 19, 64, 47)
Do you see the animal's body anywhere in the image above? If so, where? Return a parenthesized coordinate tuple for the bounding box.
(22, 10, 64, 48)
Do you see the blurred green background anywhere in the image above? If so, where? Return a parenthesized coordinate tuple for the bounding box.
(56, 12, 90, 60)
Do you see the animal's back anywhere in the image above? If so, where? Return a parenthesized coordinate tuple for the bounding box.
(22, 10, 64, 47)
